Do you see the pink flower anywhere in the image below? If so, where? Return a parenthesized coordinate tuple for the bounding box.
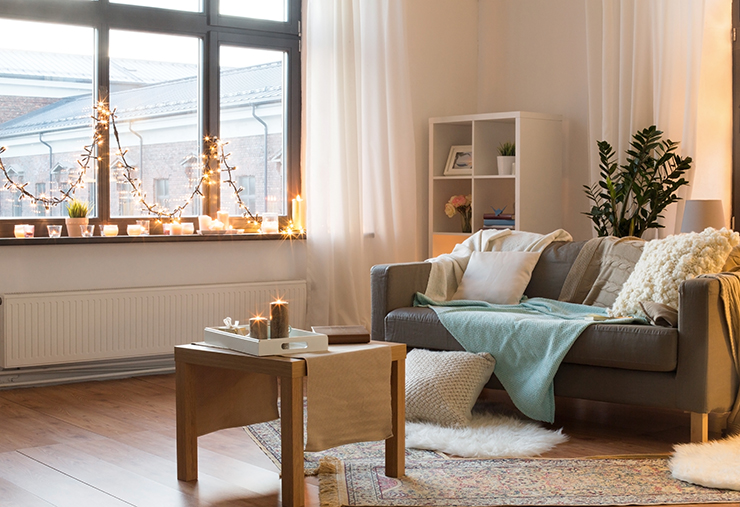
(449, 195, 467, 208)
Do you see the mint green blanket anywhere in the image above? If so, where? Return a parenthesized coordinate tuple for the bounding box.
(414, 293, 641, 423)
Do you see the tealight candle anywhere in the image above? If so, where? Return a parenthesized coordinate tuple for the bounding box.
(103, 224, 118, 237)
(14, 224, 26, 238)
(217, 210, 230, 229)
(127, 224, 143, 236)
(249, 316, 269, 340)
(182, 222, 194, 235)
(262, 213, 279, 234)
(210, 219, 225, 231)
(270, 300, 289, 338)
(170, 222, 183, 235)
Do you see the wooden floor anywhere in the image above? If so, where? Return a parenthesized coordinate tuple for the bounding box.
(0, 373, 733, 507)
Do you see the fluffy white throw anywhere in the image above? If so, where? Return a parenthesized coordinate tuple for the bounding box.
(424, 229, 573, 301)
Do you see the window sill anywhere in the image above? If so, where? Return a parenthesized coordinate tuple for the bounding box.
(0, 232, 306, 246)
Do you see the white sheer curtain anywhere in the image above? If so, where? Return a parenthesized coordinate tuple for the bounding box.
(585, 0, 731, 236)
(304, 0, 419, 327)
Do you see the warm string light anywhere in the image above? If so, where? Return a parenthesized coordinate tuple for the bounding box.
(205, 137, 261, 225)
(0, 103, 108, 210)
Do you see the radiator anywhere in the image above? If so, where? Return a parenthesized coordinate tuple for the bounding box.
(1, 280, 306, 368)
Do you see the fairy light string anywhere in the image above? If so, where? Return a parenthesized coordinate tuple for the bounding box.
(0, 104, 263, 225)
(0, 103, 108, 210)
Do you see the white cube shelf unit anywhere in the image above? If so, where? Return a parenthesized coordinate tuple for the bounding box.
(429, 111, 563, 257)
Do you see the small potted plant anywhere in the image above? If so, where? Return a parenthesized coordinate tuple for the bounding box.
(497, 142, 516, 175)
(65, 199, 90, 237)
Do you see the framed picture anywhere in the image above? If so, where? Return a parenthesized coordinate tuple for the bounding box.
(443, 145, 473, 176)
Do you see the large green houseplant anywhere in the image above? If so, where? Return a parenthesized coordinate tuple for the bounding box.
(583, 125, 691, 238)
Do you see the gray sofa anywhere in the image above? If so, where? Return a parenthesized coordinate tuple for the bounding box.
(371, 241, 739, 442)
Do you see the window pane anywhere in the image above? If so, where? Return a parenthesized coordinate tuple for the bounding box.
(109, 30, 200, 218)
(0, 19, 96, 219)
(219, 46, 285, 216)
(111, 0, 201, 12)
(220, 0, 286, 22)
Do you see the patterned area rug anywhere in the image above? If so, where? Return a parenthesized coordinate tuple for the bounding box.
(317, 456, 740, 506)
(244, 417, 445, 475)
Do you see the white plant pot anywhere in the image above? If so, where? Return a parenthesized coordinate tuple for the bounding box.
(65, 217, 89, 237)
(497, 156, 516, 176)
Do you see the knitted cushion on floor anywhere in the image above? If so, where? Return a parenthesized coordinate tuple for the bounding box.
(406, 349, 496, 427)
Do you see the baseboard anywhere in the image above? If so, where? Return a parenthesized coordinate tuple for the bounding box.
(0, 355, 174, 389)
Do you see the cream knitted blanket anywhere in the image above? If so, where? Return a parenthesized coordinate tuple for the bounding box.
(424, 229, 573, 301)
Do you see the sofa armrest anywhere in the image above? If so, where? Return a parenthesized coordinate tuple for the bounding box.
(371, 262, 432, 342)
(677, 276, 739, 413)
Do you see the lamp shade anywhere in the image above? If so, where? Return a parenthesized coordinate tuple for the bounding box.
(680, 199, 726, 233)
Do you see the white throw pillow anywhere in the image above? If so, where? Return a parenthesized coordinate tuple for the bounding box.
(610, 228, 740, 318)
(405, 349, 496, 427)
(452, 251, 541, 305)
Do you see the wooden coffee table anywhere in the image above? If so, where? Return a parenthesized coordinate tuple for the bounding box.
(175, 341, 406, 507)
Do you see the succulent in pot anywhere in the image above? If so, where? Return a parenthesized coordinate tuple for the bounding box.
(65, 199, 90, 237)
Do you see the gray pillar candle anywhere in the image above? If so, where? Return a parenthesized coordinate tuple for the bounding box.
(249, 316, 269, 340)
(270, 300, 290, 338)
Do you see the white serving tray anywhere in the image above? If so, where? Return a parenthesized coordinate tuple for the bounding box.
(203, 326, 329, 356)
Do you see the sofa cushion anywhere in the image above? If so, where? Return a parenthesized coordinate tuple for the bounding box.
(405, 348, 496, 426)
(385, 307, 677, 372)
(452, 251, 540, 305)
(524, 241, 585, 299)
(610, 228, 740, 318)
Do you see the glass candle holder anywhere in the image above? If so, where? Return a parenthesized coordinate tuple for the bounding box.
(80, 224, 95, 237)
(47, 225, 62, 238)
(262, 213, 279, 234)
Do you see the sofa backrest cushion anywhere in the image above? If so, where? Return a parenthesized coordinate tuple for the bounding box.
(524, 241, 585, 299)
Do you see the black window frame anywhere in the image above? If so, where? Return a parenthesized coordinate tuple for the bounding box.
(0, 0, 301, 238)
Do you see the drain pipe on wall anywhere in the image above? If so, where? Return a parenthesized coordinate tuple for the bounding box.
(39, 133, 53, 214)
(128, 122, 144, 183)
(252, 104, 269, 212)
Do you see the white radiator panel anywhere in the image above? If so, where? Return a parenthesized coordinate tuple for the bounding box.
(1, 280, 306, 368)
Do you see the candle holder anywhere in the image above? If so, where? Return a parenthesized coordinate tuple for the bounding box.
(270, 300, 289, 338)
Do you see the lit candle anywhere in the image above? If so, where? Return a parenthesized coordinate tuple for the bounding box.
(217, 210, 230, 229)
(127, 224, 143, 236)
(270, 300, 289, 338)
(103, 224, 118, 237)
(182, 222, 194, 235)
(162, 223, 172, 235)
(291, 195, 305, 230)
(14, 225, 25, 238)
(210, 219, 225, 231)
(249, 316, 269, 340)
(170, 222, 183, 235)
(197, 215, 212, 232)
(262, 213, 279, 234)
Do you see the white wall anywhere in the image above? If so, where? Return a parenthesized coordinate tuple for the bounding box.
(404, 0, 479, 255)
(477, 0, 592, 240)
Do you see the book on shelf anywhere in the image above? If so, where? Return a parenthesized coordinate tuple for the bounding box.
(483, 213, 515, 220)
(483, 219, 516, 226)
(482, 225, 515, 230)
(310, 325, 371, 344)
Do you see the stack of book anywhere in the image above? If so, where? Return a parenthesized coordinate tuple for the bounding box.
(483, 212, 515, 230)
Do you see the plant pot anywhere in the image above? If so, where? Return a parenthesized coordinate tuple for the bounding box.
(65, 217, 89, 237)
(497, 156, 516, 175)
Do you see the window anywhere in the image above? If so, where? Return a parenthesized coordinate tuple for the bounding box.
(0, 0, 300, 238)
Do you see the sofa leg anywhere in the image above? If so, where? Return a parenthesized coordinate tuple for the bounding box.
(690, 412, 708, 443)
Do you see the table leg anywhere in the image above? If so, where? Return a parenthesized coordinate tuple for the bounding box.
(176, 361, 198, 481)
(385, 357, 405, 477)
(281, 376, 304, 507)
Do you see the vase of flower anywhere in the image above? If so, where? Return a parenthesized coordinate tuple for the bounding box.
(445, 194, 472, 233)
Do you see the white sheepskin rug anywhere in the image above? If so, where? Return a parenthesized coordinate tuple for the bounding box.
(669, 434, 740, 491)
(406, 408, 568, 458)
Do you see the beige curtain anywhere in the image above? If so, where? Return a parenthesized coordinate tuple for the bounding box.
(585, 0, 731, 235)
(303, 0, 420, 327)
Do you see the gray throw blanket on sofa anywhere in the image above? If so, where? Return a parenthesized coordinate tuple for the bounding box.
(414, 293, 642, 423)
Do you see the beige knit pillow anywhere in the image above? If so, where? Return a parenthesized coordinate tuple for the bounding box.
(405, 349, 496, 427)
